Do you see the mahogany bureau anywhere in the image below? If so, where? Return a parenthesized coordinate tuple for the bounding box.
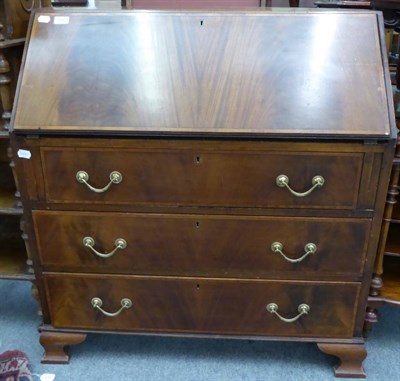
(10, 9, 397, 378)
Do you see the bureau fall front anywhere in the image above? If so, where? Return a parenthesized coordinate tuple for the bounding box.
(10, 9, 396, 378)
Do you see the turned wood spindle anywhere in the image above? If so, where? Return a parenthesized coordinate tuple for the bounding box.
(0, 52, 12, 130)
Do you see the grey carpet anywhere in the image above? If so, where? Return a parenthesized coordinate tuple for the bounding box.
(0, 280, 399, 381)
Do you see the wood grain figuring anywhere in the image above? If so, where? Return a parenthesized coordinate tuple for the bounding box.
(40, 147, 363, 209)
(33, 211, 370, 278)
(44, 274, 360, 338)
(9, 8, 397, 373)
(13, 11, 391, 138)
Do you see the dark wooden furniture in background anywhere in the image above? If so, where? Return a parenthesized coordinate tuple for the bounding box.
(314, 0, 400, 334)
(11, 9, 396, 378)
(0, 0, 53, 282)
(365, 136, 400, 329)
(367, 2, 400, 319)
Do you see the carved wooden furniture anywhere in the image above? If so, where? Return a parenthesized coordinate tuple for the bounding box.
(365, 3, 400, 323)
(11, 9, 396, 378)
(365, 136, 400, 329)
(369, 3, 400, 319)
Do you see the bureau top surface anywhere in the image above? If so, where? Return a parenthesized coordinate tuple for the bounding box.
(12, 9, 394, 138)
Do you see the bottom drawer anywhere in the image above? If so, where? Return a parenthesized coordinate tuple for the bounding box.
(44, 274, 360, 338)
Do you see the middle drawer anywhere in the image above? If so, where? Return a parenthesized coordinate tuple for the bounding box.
(33, 211, 370, 278)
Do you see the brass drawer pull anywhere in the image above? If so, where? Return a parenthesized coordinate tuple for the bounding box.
(266, 303, 310, 323)
(83, 237, 127, 258)
(276, 175, 325, 197)
(271, 242, 317, 263)
(91, 297, 133, 317)
(76, 170, 123, 193)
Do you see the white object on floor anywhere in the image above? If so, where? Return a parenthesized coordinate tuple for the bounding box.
(33, 374, 56, 381)
(40, 374, 56, 381)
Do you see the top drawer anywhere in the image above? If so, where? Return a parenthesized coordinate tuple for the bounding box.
(40, 146, 364, 209)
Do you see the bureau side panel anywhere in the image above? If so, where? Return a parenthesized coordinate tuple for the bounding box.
(354, 143, 396, 335)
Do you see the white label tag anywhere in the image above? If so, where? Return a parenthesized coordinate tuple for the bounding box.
(38, 15, 51, 24)
(17, 149, 32, 160)
(54, 16, 70, 25)
(40, 374, 56, 381)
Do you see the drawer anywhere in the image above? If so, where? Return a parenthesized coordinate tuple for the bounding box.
(33, 211, 370, 278)
(40, 147, 363, 209)
(44, 274, 360, 338)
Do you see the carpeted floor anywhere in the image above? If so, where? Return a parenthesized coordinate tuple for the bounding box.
(0, 280, 399, 381)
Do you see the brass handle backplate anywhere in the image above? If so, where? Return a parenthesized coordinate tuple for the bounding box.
(91, 297, 132, 317)
(271, 242, 317, 263)
(76, 170, 122, 193)
(276, 175, 325, 197)
(83, 237, 127, 258)
(266, 303, 310, 323)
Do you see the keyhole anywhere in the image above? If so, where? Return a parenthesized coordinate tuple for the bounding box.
(196, 221, 200, 228)
(196, 156, 201, 164)
(200, 20, 203, 26)
(196, 284, 200, 289)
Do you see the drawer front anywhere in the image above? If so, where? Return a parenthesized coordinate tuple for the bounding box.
(44, 275, 360, 338)
(41, 147, 363, 209)
(34, 211, 370, 278)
